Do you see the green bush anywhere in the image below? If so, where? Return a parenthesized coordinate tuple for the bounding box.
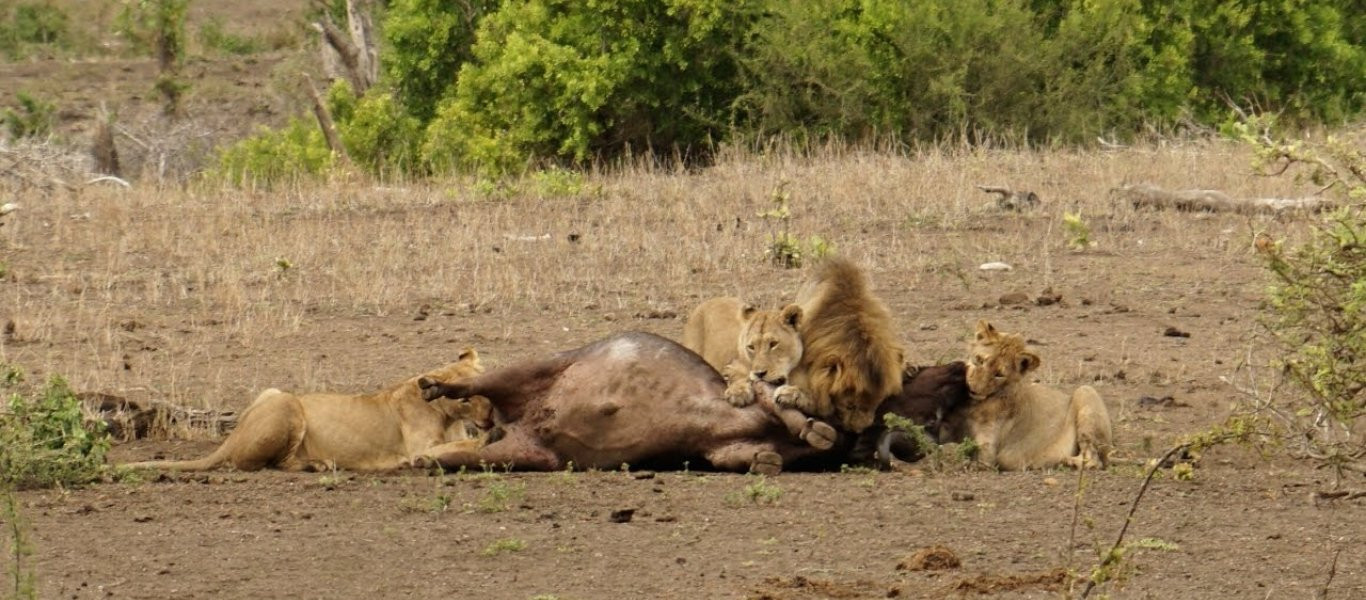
(328, 81, 423, 177)
(2, 92, 55, 139)
(1, 375, 111, 490)
(12, 1, 68, 45)
(1246, 123, 1366, 476)
(421, 0, 758, 174)
(212, 118, 335, 187)
(197, 17, 262, 56)
(381, 0, 500, 122)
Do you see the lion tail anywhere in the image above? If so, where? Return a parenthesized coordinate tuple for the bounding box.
(122, 444, 232, 472)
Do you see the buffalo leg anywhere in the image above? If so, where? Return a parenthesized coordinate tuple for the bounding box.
(430, 436, 562, 472)
(703, 441, 784, 475)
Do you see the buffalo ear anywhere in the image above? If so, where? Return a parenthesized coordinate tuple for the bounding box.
(1018, 352, 1040, 374)
(780, 304, 803, 328)
(974, 319, 997, 342)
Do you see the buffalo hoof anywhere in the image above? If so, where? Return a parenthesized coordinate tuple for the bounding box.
(417, 377, 443, 401)
(750, 451, 783, 476)
(800, 419, 837, 450)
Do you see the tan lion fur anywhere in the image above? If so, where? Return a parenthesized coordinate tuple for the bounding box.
(957, 320, 1112, 470)
(682, 296, 804, 408)
(779, 256, 905, 433)
(682, 296, 757, 373)
(124, 350, 491, 472)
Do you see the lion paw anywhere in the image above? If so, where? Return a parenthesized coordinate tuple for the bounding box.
(725, 382, 756, 407)
(750, 451, 783, 476)
(772, 384, 806, 410)
(799, 419, 837, 450)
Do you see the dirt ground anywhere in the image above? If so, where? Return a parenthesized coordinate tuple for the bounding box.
(3, 3, 1366, 599)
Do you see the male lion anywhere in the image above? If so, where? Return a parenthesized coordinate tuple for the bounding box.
(124, 350, 491, 472)
(682, 297, 836, 449)
(953, 320, 1112, 470)
(768, 256, 905, 434)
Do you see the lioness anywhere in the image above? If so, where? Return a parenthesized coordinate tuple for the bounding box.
(683, 297, 836, 449)
(124, 350, 491, 472)
(954, 320, 1112, 470)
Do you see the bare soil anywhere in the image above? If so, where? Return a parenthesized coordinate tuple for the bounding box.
(3, 3, 1365, 599)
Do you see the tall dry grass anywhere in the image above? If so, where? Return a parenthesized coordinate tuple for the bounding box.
(0, 140, 1314, 417)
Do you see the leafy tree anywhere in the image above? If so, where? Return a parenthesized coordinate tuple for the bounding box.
(422, 0, 759, 173)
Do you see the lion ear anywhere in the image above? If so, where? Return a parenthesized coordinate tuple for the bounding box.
(780, 304, 803, 328)
(974, 319, 997, 341)
(458, 347, 480, 365)
(1018, 352, 1040, 374)
(740, 302, 758, 319)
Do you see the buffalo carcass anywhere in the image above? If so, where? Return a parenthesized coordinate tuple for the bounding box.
(417, 332, 829, 473)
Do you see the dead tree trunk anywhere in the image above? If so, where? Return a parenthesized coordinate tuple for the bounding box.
(312, 0, 377, 94)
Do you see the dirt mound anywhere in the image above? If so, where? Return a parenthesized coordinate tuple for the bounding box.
(951, 568, 1068, 595)
(897, 545, 962, 571)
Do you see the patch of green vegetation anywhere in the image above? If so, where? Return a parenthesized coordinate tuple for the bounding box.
(197, 17, 261, 55)
(3, 92, 55, 140)
(726, 474, 782, 507)
(480, 537, 526, 557)
(476, 480, 526, 513)
(1, 374, 111, 490)
(3, 490, 36, 600)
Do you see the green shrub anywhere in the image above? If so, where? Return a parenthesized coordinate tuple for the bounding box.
(421, 0, 758, 174)
(328, 81, 423, 177)
(1, 375, 111, 490)
(381, 0, 500, 122)
(2, 92, 55, 139)
(1245, 122, 1366, 477)
(12, 1, 68, 45)
(197, 17, 262, 56)
(212, 118, 335, 187)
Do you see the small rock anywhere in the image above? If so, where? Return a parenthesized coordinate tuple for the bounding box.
(979, 262, 1013, 272)
(998, 292, 1031, 306)
(1163, 326, 1191, 338)
(567, 233, 582, 243)
(950, 491, 974, 502)
(633, 471, 656, 480)
(1043, 477, 1059, 486)
(897, 545, 962, 571)
(609, 508, 636, 523)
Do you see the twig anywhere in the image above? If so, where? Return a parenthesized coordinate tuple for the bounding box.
(1079, 443, 1190, 599)
(1316, 547, 1342, 600)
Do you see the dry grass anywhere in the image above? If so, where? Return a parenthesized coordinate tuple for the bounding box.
(0, 141, 1314, 422)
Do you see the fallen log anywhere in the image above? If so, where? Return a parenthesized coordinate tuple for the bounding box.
(78, 392, 237, 441)
(1111, 183, 1336, 216)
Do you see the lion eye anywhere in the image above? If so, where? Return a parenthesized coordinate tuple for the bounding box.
(746, 344, 756, 352)
(768, 340, 777, 350)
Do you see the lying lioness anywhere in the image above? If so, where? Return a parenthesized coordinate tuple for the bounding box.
(954, 320, 1112, 470)
(125, 350, 491, 472)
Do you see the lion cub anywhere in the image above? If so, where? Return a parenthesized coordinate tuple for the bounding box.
(957, 320, 1112, 470)
(125, 350, 492, 472)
